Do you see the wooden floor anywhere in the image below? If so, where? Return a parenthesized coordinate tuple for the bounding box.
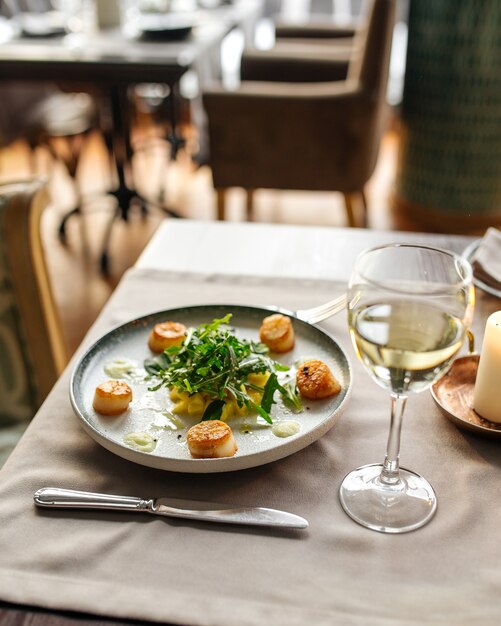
(1, 113, 402, 359)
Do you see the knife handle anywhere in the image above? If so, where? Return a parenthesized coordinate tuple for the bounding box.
(34, 487, 152, 512)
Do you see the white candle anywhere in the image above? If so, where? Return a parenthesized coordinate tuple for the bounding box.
(473, 311, 501, 423)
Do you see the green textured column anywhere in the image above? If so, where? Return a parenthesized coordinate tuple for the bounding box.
(396, 0, 501, 223)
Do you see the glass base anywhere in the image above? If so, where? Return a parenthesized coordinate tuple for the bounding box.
(339, 463, 437, 534)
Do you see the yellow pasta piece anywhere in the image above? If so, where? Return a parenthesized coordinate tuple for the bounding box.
(220, 399, 248, 421)
(247, 389, 262, 404)
(187, 394, 207, 418)
(171, 390, 192, 415)
(247, 372, 270, 386)
(246, 372, 269, 404)
(236, 402, 248, 417)
(172, 398, 190, 415)
(170, 388, 185, 402)
(171, 390, 211, 418)
(220, 401, 234, 422)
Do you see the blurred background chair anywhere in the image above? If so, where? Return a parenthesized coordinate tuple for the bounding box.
(0, 178, 67, 467)
(203, 0, 396, 227)
(258, 5, 365, 70)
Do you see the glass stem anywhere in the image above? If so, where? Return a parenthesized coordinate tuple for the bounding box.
(379, 393, 407, 485)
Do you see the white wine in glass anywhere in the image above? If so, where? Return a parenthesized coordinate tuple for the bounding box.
(339, 244, 474, 533)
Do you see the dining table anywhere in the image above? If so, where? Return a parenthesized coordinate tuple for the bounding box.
(0, 219, 500, 626)
(0, 0, 263, 271)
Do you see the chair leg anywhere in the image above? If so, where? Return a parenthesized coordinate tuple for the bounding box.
(99, 204, 121, 275)
(58, 206, 81, 241)
(343, 193, 357, 227)
(360, 188, 368, 227)
(47, 132, 89, 242)
(216, 188, 226, 220)
(245, 188, 255, 221)
(343, 191, 368, 228)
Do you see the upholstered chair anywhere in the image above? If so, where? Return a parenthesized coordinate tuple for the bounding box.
(0, 179, 66, 466)
(240, 18, 359, 83)
(202, 0, 395, 226)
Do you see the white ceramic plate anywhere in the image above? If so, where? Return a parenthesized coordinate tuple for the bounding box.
(463, 239, 501, 299)
(138, 13, 195, 40)
(17, 11, 66, 37)
(70, 304, 352, 473)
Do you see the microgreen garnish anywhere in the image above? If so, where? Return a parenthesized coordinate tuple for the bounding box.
(144, 314, 301, 423)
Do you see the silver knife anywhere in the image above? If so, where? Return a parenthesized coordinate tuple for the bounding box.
(34, 488, 308, 530)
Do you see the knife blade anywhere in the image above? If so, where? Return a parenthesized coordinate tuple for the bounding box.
(34, 488, 308, 530)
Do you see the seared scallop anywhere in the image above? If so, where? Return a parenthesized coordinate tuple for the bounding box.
(148, 321, 186, 353)
(296, 360, 341, 399)
(186, 420, 238, 459)
(259, 313, 295, 353)
(93, 380, 133, 415)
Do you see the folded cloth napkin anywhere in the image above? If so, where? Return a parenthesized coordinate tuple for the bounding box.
(471, 227, 501, 290)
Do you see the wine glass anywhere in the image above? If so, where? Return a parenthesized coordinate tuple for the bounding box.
(339, 244, 474, 533)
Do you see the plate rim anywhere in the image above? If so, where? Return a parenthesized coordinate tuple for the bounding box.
(463, 239, 501, 299)
(70, 303, 352, 473)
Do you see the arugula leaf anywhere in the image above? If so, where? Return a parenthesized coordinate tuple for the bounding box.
(249, 400, 273, 424)
(278, 379, 302, 412)
(144, 353, 170, 376)
(256, 373, 302, 421)
(202, 399, 226, 421)
(261, 373, 280, 414)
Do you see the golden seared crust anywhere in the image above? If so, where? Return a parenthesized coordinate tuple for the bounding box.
(259, 313, 295, 353)
(296, 359, 341, 400)
(148, 321, 186, 353)
(93, 380, 133, 415)
(187, 420, 231, 448)
(186, 420, 237, 458)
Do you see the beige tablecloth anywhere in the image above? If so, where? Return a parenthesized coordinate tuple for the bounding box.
(0, 268, 500, 626)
